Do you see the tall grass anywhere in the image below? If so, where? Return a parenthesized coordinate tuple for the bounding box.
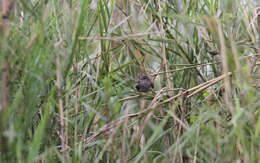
(0, 0, 259, 162)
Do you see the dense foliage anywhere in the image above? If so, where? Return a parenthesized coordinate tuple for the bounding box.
(0, 0, 260, 162)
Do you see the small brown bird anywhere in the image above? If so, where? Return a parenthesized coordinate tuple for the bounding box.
(135, 73, 154, 92)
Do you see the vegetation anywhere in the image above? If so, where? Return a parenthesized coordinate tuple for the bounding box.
(0, 0, 260, 162)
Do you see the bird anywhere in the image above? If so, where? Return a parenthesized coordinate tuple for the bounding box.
(135, 73, 154, 92)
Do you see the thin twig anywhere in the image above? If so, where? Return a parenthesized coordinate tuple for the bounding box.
(150, 62, 221, 76)
(119, 95, 140, 102)
(79, 32, 164, 41)
(187, 72, 232, 98)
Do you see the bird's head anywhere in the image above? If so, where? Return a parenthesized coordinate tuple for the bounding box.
(137, 73, 149, 80)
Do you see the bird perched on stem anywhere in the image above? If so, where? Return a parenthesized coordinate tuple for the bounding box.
(135, 73, 154, 92)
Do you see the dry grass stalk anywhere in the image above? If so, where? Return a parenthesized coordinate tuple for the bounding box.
(1, 60, 9, 110)
(216, 20, 234, 109)
(56, 56, 69, 161)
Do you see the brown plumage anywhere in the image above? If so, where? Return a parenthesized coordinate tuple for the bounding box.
(135, 73, 154, 92)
